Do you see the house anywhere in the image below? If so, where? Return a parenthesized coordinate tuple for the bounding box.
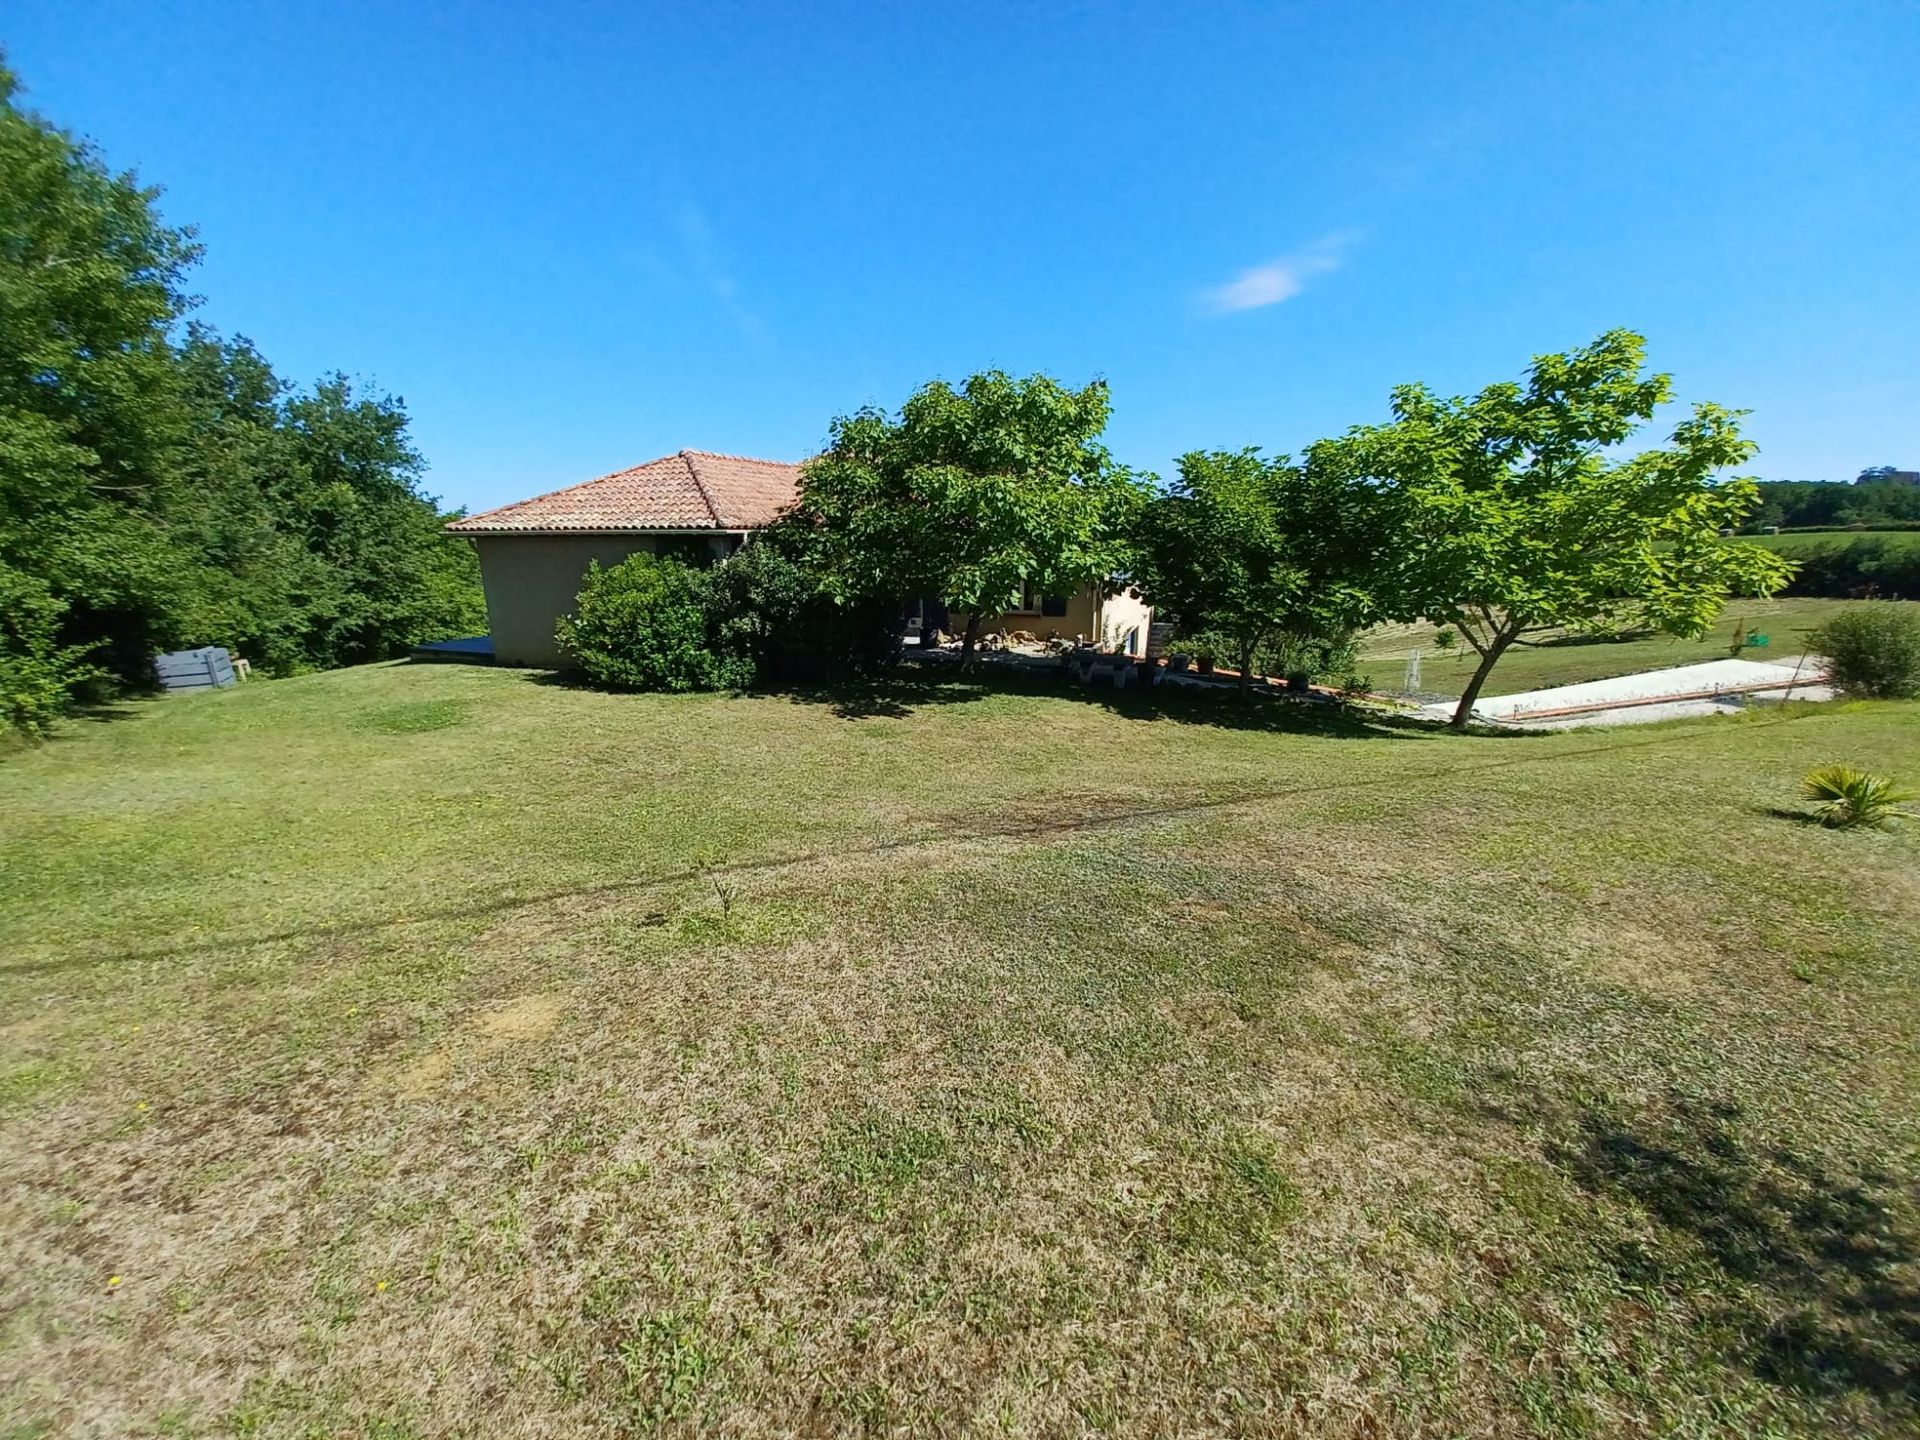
(446, 450, 1151, 667)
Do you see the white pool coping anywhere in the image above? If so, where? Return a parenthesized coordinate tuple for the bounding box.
(1419, 655, 1832, 727)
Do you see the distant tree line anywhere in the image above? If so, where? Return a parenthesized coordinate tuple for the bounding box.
(1748, 480, 1920, 531)
(1, 61, 481, 734)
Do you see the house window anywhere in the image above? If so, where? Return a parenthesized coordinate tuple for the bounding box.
(1012, 581, 1068, 615)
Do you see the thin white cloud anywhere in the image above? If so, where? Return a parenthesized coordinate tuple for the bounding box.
(674, 203, 770, 346)
(1200, 234, 1353, 315)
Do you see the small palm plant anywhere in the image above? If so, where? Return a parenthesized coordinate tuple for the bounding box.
(1799, 764, 1917, 830)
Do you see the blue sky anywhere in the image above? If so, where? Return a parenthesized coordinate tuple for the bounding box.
(8, 1, 1918, 513)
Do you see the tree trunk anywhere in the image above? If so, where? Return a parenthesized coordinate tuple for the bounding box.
(1450, 629, 1516, 728)
(1236, 636, 1255, 696)
(957, 612, 983, 671)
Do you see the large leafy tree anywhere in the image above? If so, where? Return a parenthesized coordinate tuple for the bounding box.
(794, 371, 1146, 667)
(163, 327, 339, 673)
(0, 59, 200, 691)
(0, 58, 482, 730)
(1308, 330, 1793, 727)
(159, 332, 483, 671)
(280, 374, 484, 666)
(1134, 448, 1373, 692)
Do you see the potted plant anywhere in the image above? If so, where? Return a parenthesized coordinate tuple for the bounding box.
(1186, 635, 1216, 675)
(1167, 652, 1191, 673)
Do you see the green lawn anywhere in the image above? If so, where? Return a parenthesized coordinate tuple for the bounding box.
(1360, 596, 1902, 699)
(3, 663, 1918, 1436)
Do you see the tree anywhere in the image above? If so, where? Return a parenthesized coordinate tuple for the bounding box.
(1748, 477, 1920, 528)
(1133, 448, 1372, 692)
(162, 328, 338, 673)
(160, 335, 485, 673)
(703, 531, 903, 684)
(278, 375, 484, 666)
(0, 58, 200, 699)
(0, 560, 99, 733)
(1307, 331, 1794, 727)
(794, 372, 1146, 667)
(0, 57, 483, 732)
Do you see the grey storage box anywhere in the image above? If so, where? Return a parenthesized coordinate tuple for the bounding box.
(154, 646, 238, 692)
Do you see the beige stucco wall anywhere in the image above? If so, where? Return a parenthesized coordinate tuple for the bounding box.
(952, 588, 1098, 646)
(952, 586, 1154, 655)
(1095, 587, 1153, 656)
(471, 533, 734, 667)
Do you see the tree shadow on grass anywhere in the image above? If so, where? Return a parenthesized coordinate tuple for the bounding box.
(769, 658, 1522, 740)
(518, 666, 995, 721)
(1043, 680, 1437, 740)
(771, 671, 995, 720)
(68, 700, 150, 724)
(1515, 1088, 1919, 1404)
(521, 656, 1555, 739)
(521, 667, 604, 691)
(1511, 626, 1659, 649)
(13, 700, 156, 748)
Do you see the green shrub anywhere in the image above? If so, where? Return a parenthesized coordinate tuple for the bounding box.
(1255, 627, 1361, 689)
(1178, 633, 1218, 667)
(1800, 764, 1915, 830)
(557, 554, 751, 693)
(704, 537, 900, 684)
(1808, 604, 1920, 698)
(1172, 626, 1360, 687)
(0, 563, 99, 736)
(560, 541, 902, 696)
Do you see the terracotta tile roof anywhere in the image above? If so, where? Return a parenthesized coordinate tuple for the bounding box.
(446, 450, 801, 534)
